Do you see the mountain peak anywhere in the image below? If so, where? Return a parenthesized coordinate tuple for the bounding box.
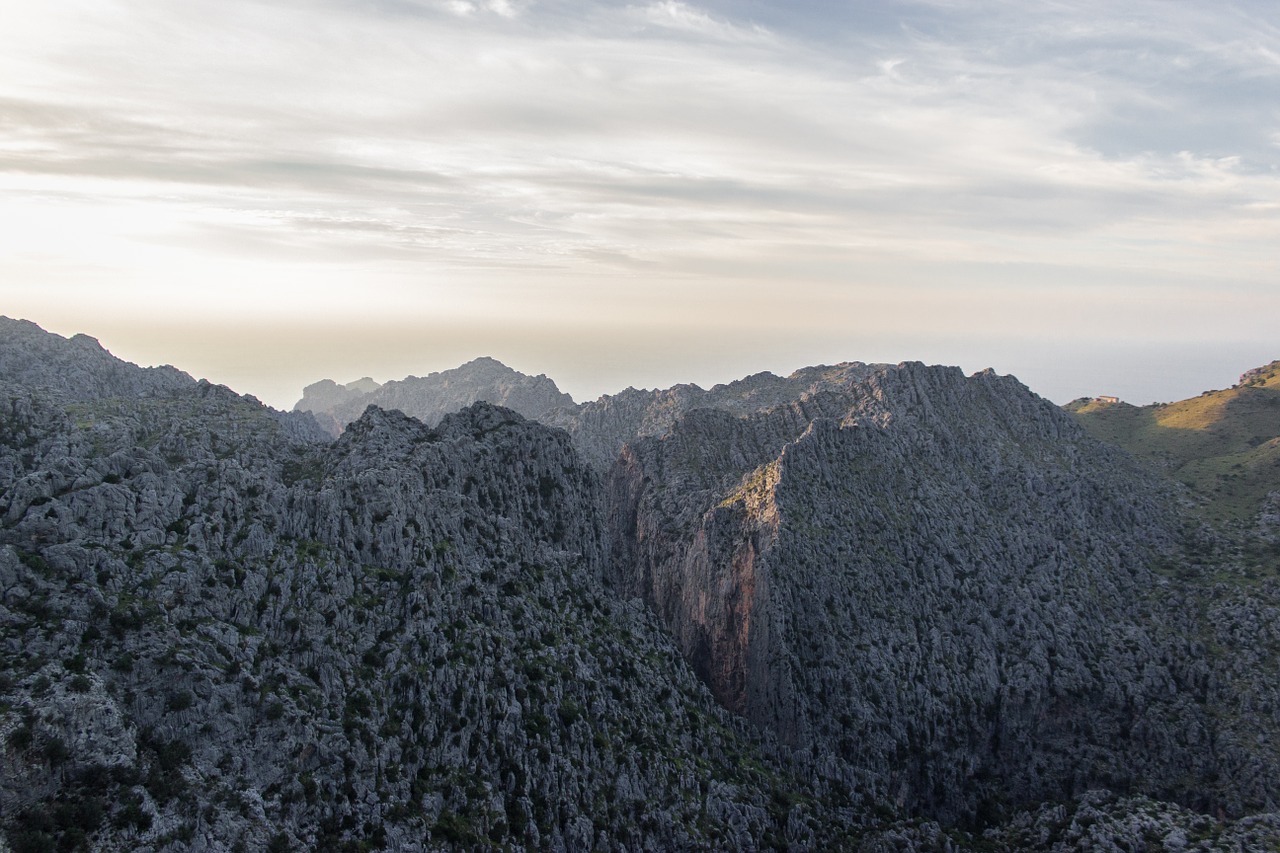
(459, 355, 509, 369)
(295, 357, 575, 436)
(1238, 361, 1280, 388)
(0, 317, 194, 401)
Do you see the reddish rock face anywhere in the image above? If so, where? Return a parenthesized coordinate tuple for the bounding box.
(606, 420, 786, 720)
(680, 507, 763, 716)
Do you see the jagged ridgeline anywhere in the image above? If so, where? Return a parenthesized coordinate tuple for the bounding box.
(3, 316, 1280, 852)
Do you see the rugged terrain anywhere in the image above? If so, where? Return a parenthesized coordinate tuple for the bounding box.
(4, 317, 1280, 851)
(0, 320, 834, 851)
(605, 361, 1280, 824)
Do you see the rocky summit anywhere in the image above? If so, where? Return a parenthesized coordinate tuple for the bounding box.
(3, 317, 1279, 852)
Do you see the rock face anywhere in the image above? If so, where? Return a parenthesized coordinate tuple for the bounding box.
(0, 317, 194, 401)
(5, 319, 1280, 851)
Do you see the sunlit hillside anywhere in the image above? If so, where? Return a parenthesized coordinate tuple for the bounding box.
(1067, 362, 1280, 524)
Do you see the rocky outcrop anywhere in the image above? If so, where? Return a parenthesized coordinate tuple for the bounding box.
(0, 317, 193, 402)
(1237, 360, 1280, 388)
(862, 790, 1280, 851)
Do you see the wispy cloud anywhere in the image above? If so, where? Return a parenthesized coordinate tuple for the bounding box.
(629, 1, 773, 43)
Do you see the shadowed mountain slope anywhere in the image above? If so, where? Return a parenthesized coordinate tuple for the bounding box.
(605, 363, 1280, 823)
(295, 347, 1280, 826)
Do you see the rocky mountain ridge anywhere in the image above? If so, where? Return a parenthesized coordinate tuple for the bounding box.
(295, 358, 573, 439)
(0, 318, 195, 402)
(4, 317, 1280, 851)
(297, 359, 887, 470)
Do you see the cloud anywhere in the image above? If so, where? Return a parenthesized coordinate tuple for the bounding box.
(486, 0, 518, 18)
(629, 1, 772, 43)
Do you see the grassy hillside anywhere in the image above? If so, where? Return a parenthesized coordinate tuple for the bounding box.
(1066, 362, 1280, 524)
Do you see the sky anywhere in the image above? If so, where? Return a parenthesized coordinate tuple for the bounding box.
(1, 0, 1277, 410)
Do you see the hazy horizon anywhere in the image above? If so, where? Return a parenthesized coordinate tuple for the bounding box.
(3, 0, 1277, 409)
(8, 313, 1272, 413)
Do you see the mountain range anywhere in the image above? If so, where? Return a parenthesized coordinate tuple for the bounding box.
(4, 315, 1280, 852)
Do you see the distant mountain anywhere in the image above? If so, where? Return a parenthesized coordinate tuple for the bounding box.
(298, 358, 889, 468)
(1067, 361, 1280, 524)
(294, 358, 573, 437)
(293, 377, 381, 432)
(4, 319, 1280, 851)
